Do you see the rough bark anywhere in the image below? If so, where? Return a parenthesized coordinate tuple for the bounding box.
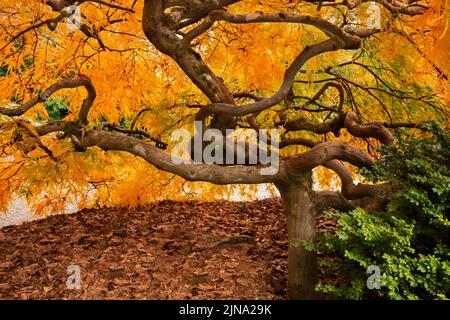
(276, 174, 318, 299)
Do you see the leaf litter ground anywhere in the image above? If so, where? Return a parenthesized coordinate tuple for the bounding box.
(0, 198, 335, 299)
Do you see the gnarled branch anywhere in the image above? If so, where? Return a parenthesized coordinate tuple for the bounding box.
(0, 77, 96, 124)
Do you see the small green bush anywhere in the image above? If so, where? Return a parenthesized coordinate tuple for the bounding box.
(43, 96, 70, 121)
(311, 122, 450, 300)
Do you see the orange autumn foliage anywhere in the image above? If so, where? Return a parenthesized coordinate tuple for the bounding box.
(0, 0, 448, 214)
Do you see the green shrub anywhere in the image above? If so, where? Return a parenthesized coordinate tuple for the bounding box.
(312, 122, 450, 300)
(43, 96, 70, 121)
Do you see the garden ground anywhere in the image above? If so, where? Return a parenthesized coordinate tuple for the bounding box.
(0, 198, 335, 299)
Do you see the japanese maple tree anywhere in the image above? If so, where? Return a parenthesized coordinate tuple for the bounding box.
(0, 0, 448, 298)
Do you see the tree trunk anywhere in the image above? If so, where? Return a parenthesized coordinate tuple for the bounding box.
(276, 173, 318, 299)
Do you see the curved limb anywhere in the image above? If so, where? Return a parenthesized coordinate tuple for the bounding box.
(0, 77, 96, 125)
